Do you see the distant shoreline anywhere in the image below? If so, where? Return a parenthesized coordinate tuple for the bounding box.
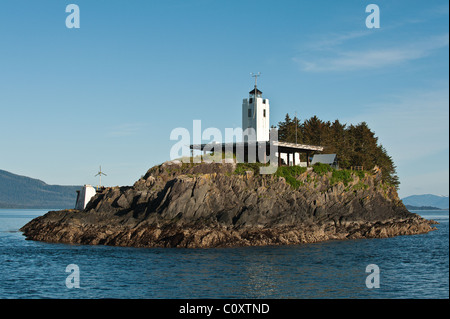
(405, 205, 448, 211)
(0, 204, 71, 210)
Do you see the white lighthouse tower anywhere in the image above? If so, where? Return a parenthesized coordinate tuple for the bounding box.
(242, 73, 270, 142)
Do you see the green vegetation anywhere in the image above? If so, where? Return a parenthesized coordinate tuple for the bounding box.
(311, 163, 367, 187)
(275, 166, 306, 189)
(276, 166, 307, 177)
(234, 164, 308, 189)
(312, 163, 332, 175)
(234, 162, 268, 175)
(352, 181, 370, 191)
(354, 170, 366, 179)
(234, 161, 374, 191)
(330, 169, 353, 186)
(277, 114, 400, 189)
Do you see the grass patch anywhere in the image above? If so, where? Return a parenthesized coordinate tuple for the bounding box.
(354, 170, 366, 179)
(275, 166, 307, 189)
(235, 161, 364, 190)
(312, 163, 333, 175)
(352, 181, 369, 191)
(330, 169, 353, 186)
(234, 162, 269, 175)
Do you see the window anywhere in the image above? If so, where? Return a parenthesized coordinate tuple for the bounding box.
(263, 109, 266, 117)
(249, 98, 253, 104)
(263, 99, 266, 104)
(248, 109, 252, 117)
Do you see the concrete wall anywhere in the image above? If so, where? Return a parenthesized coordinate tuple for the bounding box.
(75, 185, 96, 210)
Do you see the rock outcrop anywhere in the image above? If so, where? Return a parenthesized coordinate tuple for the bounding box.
(20, 161, 437, 248)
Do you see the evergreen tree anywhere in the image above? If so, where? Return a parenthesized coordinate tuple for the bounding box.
(277, 113, 302, 143)
(276, 114, 400, 189)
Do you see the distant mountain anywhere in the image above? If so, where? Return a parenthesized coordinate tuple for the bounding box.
(0, 169, 80, 209)
(402, 194, 449, 210)
(405, 205, 443, 211)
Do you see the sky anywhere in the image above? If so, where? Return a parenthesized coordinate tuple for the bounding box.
(0, 0, 448, 198)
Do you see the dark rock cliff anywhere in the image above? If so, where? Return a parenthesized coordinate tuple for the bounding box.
(20, 161, 436, 248)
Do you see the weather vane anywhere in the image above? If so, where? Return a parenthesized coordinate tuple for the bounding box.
(250, 72, 261, 89)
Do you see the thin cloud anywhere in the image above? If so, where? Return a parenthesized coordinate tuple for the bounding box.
(107, 123, 144, 137)
(294, 34, 449, 72)
(344, 86, 449, 197)
(345, 87, 449, 161)
(302, 31, 370, 52)
(428, 3, 449, 17)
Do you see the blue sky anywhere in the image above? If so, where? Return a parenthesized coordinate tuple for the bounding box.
(0, 0, 448, 198)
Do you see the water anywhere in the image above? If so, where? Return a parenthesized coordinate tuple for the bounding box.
(0, 209, 448, 299)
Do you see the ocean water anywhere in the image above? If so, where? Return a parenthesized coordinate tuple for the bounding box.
(0, 209, 448, 299)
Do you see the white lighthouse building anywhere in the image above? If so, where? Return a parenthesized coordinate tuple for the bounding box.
(190, 75, 324, 167)
(242, 85, 270, 142)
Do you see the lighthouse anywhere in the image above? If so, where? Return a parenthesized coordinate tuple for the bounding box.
(242, 74, 270, 142)
(189, 74, 324, 167)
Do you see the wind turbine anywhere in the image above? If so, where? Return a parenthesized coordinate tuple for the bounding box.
(95, 166, 107, 190)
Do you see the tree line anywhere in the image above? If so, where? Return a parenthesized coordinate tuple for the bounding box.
(275, 114, 400, 188)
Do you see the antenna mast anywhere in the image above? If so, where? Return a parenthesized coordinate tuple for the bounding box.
(250, 72, 261, 120)
(250, 72, 261, 91)
(295, 111, 298, 144)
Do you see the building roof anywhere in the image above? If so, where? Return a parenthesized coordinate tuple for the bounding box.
(190, 141, 324, 153)
(249, 88, 263, 95)
(310, 154, 337, 165)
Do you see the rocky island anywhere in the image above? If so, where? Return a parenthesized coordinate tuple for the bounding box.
(20, 161, 437, 248)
